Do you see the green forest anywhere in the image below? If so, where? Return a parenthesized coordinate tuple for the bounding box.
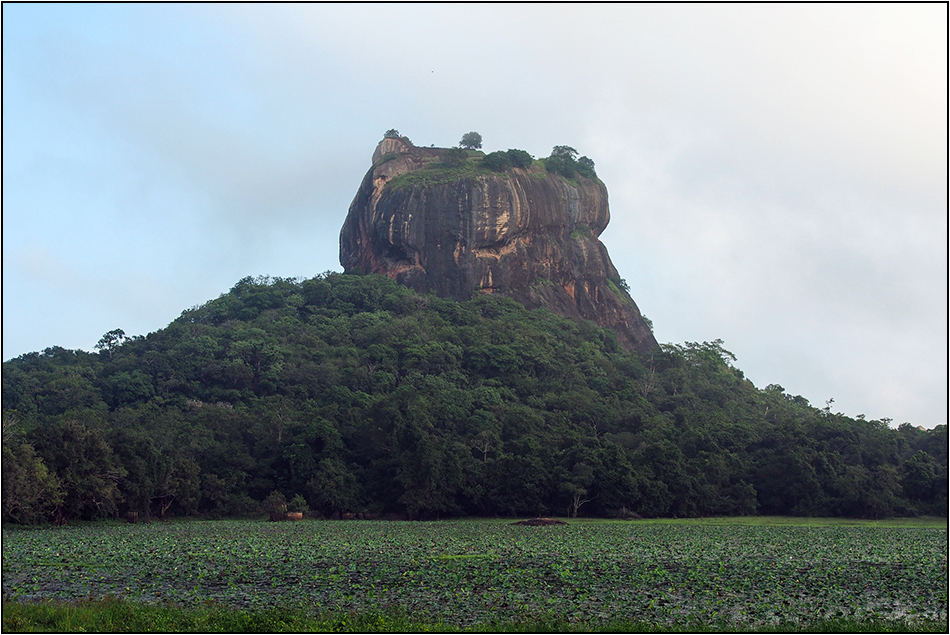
(2, 272, 946, 524)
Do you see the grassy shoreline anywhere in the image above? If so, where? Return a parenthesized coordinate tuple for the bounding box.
(3, 597, 947, 633)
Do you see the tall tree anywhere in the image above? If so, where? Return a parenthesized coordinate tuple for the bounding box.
(95, 329, 127, 358)
(1, 441, 64, 523)
(459, 131, 482, 150)
(33, 419, 126, 522)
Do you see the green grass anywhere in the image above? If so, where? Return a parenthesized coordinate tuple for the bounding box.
(3, 599, 946, 633)
(382, 154, 606, 192)
(385, 157, 498, 190)
(0, 598, 427, 633)
(605, 278, 637, 306)
(569, 224, 592, 240)
(530, 277, 556, 290)
(383, 154, 597, 191)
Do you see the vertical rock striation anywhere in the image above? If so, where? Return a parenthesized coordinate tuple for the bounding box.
(340, 137, 658, 354)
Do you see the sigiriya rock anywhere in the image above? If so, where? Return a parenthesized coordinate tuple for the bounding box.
(340, 136, 658, 355)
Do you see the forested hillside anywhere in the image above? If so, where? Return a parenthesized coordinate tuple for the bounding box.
(3, 273, 946, 523)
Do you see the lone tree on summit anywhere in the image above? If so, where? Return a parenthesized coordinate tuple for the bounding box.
(460, 131, 483, 150)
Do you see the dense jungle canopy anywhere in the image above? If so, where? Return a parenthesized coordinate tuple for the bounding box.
(2, 272, 946, 523)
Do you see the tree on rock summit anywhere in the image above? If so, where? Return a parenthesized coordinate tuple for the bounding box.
(460, 132, 483, 150)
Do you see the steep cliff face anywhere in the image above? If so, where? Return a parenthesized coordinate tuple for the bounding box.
(340, 138, 658, 354)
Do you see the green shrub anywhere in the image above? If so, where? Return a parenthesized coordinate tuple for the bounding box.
(225, 493, 261, 518)
(544, 146, 598, 180)
(551, 145, 578, 160)
(570, 224, 592, 239)
(262, 490, 287, 515)
(482, 151, 511, 171)
(577, 156, 597, 179)
(609, 276, 630, 293)
(287, 494, 310, 514)
(545, 154, 576, 178)
(506, 149, 533, 169)
(440, 147, 468, 168)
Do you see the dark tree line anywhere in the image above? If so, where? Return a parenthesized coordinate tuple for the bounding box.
(3, 273, 946, 523)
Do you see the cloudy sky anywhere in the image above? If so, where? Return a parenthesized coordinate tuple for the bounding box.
(3, 4, 946, 427)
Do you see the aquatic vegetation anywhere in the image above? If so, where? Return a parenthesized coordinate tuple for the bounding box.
(2, 520, 946, 629)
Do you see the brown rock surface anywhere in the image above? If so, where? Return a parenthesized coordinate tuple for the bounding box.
(340, 138, 658, 354)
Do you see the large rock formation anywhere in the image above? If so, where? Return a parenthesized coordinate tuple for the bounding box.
(340, 137, 658, 354)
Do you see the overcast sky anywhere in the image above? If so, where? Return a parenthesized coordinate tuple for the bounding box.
(3, 4, 946, 427)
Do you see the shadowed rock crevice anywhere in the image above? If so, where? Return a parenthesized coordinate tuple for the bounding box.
(340, 137, 658, 355)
